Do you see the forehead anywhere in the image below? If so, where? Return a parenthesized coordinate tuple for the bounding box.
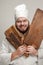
(16, 17, 28, 21)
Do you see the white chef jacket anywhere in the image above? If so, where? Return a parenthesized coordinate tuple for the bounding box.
(0, 39, 43, 65)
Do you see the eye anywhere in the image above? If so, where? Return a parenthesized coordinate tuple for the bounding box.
(17, 21, 21, 23)
(23, 20, 27, 22)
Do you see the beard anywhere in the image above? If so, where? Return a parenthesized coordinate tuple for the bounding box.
(16, 25, 29, 34)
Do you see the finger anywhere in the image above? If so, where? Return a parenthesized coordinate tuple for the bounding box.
(27, 48, 32, 52)
(19, 46, 25, 49)
(27, 46, 32, 48)
(21, 45, 26, 48)
(27, 47, 32, 50)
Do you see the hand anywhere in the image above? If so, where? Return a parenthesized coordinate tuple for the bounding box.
(11, 45, 26, 61)
(16, 45, 26, 56)
(25, 45, 38, 56)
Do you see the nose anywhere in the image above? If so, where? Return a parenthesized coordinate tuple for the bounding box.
(21, 21, 24, 25)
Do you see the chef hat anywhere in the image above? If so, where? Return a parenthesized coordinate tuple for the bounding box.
(15, 4, 29, 21)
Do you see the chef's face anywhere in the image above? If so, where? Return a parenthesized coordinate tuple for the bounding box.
(16, 17, 29, 32)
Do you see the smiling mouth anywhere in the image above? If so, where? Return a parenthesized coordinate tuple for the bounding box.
(20, 25, 26, 27)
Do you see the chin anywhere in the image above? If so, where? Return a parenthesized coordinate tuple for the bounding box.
(21, 29, 26, 32)
(20, 28, 26, 31)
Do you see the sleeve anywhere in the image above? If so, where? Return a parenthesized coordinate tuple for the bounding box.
(38, 40, 43, 59)
(0, 39, 12, 65)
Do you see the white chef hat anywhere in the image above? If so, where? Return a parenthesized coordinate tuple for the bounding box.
(15, 4, 29, 21)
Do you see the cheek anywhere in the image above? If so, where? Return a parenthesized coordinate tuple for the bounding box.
(25, 22, 29, 26)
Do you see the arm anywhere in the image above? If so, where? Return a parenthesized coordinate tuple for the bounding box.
(11, 44, 26, 61)
(0, 39, 26, 65)
(0, 40, 19, 65)
(0, 40, 12, 65)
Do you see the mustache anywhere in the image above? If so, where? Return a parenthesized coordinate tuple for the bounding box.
(19, 25, 26, 27)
